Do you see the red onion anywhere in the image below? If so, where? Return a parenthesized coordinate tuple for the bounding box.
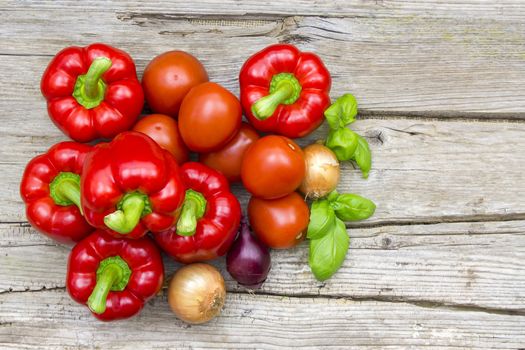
(226, 217, 271, 289)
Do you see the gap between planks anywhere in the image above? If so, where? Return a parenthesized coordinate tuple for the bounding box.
(5, 1, 525, 20)
(1, 284, 523, 317)
(3, 220, 525, 313)
(1, 49, 524, 121)
(2, 213, 525, 241)
(5, 211, 525, 230)
(2, 9, 525, 115)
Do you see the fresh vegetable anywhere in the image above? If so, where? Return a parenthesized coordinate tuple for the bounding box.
(20, 142, 94, 244)
(179, 82, 242, 152)
(305, 94, 375, 281)
(200, 122, 259, 182)
(324, 94, 372, 178)
(308, 191, 376, 281)
(81, 131, 185, 239)
(239, 44, 331, 138)
(309, 216, 349, 281)
(142, 51, 208, 117)
(66, 230, 164, 321)
(41, 43, 144, 142)
(325, 128, 358, 161)
(248, 192, 309, 249)
(226, 217, 271, 289)
(27, 42, 383, 322)
(328, 191, 376, 221)
(324, 93, 358, 130)
(154, 162, 241, 263)
(133, 114, 189, 165)
(241, 135, 305, 199)
(353, 134, 372, 178)
(306, 200, 336, 240)
(299, 143, 340, 199)
(168, 263, 226, 324)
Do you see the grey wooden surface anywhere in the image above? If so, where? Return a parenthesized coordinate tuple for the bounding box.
(1, 1, 525, 349)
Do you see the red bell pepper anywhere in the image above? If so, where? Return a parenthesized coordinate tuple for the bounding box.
(41, 43, 144, 142)
(154, 162, 241, 263)
(66, 230, 164, 321)
(239, 44, 331, 138)
(20, 142, 94, 244)
(81, 131, 185, 239)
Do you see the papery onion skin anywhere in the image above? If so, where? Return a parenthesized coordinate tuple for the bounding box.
(168, 263, 226, 324)
(227, 217, 271, 289)
(299, 144, 340, 199)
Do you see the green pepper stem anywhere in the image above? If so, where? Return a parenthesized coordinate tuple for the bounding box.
(252, 83, 293, 120)
(87, 256, 131, 315)
(251, 73, 302, 120)
(87, 264, 120, 314)
(55, 180, 83, 214)
(49, 172, 83, 215)
(73, 57, 112, 109)
(104, 193, 148, 234)
(84, 57, 112, 98)
(176, 189, 207, 236)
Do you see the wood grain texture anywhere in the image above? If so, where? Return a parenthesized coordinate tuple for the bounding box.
(2, 97, 525, 224)
(2, 1, 525, 347)
(3, 221, 525, 312)
(5, 0, 525, 20)
(1, 289, 525, 349)
(1, 8, 524, 114)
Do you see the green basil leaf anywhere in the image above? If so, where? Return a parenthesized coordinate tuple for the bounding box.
(309, 217, 349, 281)
(352, 134, 371, 178)
(331, 193, 376, 221)
(324, 94, 358, 130)
(326, 190, 339, 203)
(307, 200, 336, 240)
(325, 128, 358, 161)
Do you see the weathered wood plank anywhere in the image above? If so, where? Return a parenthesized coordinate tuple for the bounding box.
(2, 94, 525, 224)
(1, 10, 524, 114)
(2, 1, 525, 347)
(5, 0, 525, 20)
(1, 289, 524, 349)
(3, 221, 525, 311)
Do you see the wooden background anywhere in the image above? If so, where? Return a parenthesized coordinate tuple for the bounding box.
(1, 1, 525, 348)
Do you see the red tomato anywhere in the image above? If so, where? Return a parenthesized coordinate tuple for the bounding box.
(179, 82, 242, 152)
(142, 51, 208, 117)
(248, 192, 309, 249)
(241, 135, 305, 199)
(133, 114, 189, 165)
(199, 122, 259, 182)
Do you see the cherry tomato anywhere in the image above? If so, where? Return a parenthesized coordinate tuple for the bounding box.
(248, 192, 309, 249)
(142, 51, 208, 117)
(179, 82, 242, 153)
(199, 122, 259, 182)
(132, 114, 189, 165)
(241, 135, 305, 199)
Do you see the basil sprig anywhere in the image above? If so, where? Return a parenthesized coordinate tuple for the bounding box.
(325, 128, 357, 161)
(307, 200, 336, 240)
(324, 94, 357, 129)
(309, 94, 376, 281)
(324, 94, 372, 178)
(330, 192, 375, 222)
(309, 217, 348, 281)
(352, 135, 371, 179)
(308, 191, 376, 281)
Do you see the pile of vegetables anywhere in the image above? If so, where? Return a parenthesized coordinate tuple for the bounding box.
(20, 43, 375, 323)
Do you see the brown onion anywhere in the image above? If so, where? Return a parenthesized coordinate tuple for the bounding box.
(299, 143, 340, 199)
(168, 263, 226, 324)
